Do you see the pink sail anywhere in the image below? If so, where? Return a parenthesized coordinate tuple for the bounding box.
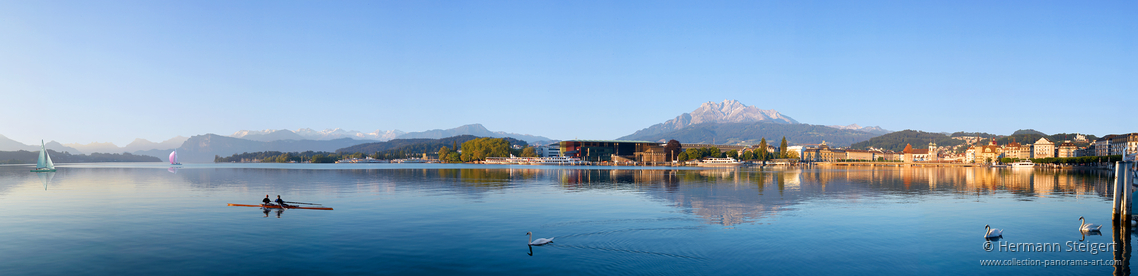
(169, 150, 178, 164)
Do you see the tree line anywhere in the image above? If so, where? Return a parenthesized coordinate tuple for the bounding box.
(675, 137, 794, 162)
(215, 137, 530, 163)
(0, 150, 161, 164)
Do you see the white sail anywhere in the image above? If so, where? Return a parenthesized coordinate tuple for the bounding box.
(44, 143, 55, 170)
(36, 141, 47, 169)
(169, 150, 178, 165)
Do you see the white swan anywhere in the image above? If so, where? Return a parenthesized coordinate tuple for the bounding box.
(526, 231, 554, 246)
(1079, 216, 1102, 232)
(985, 224, 1003, 238)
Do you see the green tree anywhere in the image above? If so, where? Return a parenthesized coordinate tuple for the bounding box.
(685, 148, 701, 160)
(709, 147, 722, 158)
(677, 152, 690, 162)
(741, 150, 754, 160)
(438, 146, 452, 161)
(758, 138, 769, 161)
(460, 138, 512, 162)
(726, 150, 738, 159)
(521, 146, 537, 157)
(779, 137, 788, 159)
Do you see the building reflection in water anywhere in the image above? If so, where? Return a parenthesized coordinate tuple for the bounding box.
(156, 166, 1115, 227)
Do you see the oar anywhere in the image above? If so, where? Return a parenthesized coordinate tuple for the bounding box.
(285, 201, 322, 205)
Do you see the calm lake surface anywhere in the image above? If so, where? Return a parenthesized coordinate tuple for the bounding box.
(0, 163, 1129, 275)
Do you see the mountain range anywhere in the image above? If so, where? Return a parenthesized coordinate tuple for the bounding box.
(0, 134, 81, 153)
(231, 128, 406, 141)
(229, 124, 549, 143)
(3, 99, 904, 162)
(173, 134, 369, 163)
(63, 136, 189, 155)
(620, 100, 799, 139)
(618, 100, 891, 146)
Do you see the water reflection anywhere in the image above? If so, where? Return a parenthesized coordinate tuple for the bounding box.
(1115, 221, 1132, 276)
(149, 166, 1117, 227)
(36, 171, 55, 190)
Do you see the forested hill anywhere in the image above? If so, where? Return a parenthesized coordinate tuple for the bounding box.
(849, 130, 966, 151)
(619, 122, 882, 147)
(0, 150, 161, 164)
(993, 133, 1097, 147)
(336, 135, 527, 155)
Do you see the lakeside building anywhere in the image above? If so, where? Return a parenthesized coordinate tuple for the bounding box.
(559, 140, 748, 164)
(536, 143, 561, 157)
(1057, 142, 1078, 158)
(844, 149, 875, 161)
(1033, 138, 1055, 159)
(1002, 140, 1032, 160)
(1095, 136, 1113, 156)
(560, 140, 656, 162)
(798, 141, 901, 162)
(965, 140, 1003, 164)
(1111, 133, 1138, 156)
(786, 146, 805, 160)
(801, 142, 844, 162)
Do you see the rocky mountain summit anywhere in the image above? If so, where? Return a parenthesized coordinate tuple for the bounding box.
(620, 100, 798, 139)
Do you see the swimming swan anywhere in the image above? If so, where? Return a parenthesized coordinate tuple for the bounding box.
(984, 224, 1003, 238)
(526, 232, 554, 246)
(1079, 216, 1102, 232)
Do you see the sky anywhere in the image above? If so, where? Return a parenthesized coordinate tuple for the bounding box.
(1, 0, 1135, 146)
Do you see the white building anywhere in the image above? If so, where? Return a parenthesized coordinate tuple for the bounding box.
(1033, 138, 1054, 158)
(537, 143, 561, 157)
(1111, 134, 1138, 156)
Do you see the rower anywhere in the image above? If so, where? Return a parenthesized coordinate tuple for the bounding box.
(275, 195, 289, 207)
(262, 195, 272, 206)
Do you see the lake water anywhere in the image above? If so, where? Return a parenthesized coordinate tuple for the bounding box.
(0, 163, 1129, 275)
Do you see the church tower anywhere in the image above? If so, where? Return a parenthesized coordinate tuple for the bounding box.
(928, 141, 938, 161)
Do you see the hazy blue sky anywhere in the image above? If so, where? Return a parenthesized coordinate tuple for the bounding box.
(2, 1, 1134, 146)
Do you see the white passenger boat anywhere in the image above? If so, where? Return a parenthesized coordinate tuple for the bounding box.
(697, 157, 742, 167)
(534, 156, 584, 165)
(1010, 160, 1035, 168)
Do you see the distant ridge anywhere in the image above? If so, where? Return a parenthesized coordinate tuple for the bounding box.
(623, 121, 881, 147)
(230, 128, 406, 141)
(825, 124, 891, 135)
(620, 100, 799, 140)
(0, 134, 82, 153)
(336, 135, 528, 155)
(176, 134, 371, 163)
(395, 124, 550, 143)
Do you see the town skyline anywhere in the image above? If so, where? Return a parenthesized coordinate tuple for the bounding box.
(2, 1, 1134, 146)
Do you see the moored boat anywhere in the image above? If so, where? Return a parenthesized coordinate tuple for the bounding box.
(697, 157, 742, 167)
(1010, 160, 1035, 168)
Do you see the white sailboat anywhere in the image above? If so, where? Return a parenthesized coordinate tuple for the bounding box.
(31, 140, 56, 172)
(169, 149, 182, 165)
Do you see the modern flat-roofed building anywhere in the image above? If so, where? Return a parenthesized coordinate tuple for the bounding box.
(560, 140, 660, 162)
(537, 143, 561, 157)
